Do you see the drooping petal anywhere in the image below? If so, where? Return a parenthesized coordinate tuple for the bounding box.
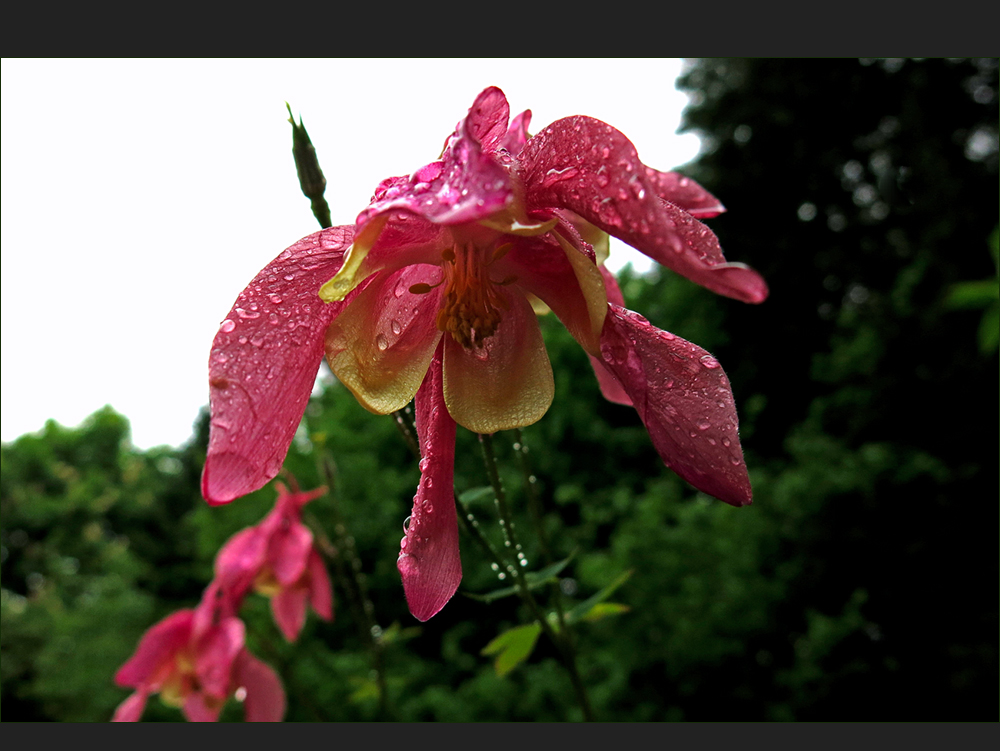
(215, 527, 267, 599)
(495, 229, 606, 356)
(589, 267, 633, 406)
(182, 692, 223, 723)
(325, 265, 443, 415)
(269, 523, 313, 586)
(643, 168, 725, 218)
(195, 617, 245, 700)
(599, 305, 752, 506)
(398, 349, 462, 621)
(202, 226, 355, 505)
(518, 116, 767, 304)
(271, 586, 308, 642)
(307, 548, 334, 621)
(233, 650, 286, 722)
(112, 688, 151, 722)
(442, 288, 554, 434)
(115, 609, 194, 689)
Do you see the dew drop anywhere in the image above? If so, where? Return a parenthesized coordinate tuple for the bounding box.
(376, 334, 389, 351)
(238, 336, 248, 345)
(250, 335, 264, 348)
(219, 319, 236, 333)
(700, 354, 720, 369)
(722, 438, 732, 447)
(391, 319, 402, 335)
(697, 419, 712, 431)
(269, 294, 283, 304)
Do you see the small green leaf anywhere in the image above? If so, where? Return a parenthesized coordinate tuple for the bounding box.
(565, 570, 634, 625)
(463, 551, 578, 603)
(579, 602, 631, 622)
(459, 486, 495, 505)
(481, 623, 542, 677)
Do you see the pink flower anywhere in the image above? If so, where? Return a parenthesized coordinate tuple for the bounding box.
(113, 584, 285, 722)
(202, 86, 767, 621)
(215, 483, 333, 642)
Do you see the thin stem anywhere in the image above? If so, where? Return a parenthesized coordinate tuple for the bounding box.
(478, 433, 526, 569)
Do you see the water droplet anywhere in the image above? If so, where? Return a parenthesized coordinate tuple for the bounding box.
(391, 319, 402, 335)
(490, 562, 499, 572)
(400, 537, 408, 550)
(376, 334, 389, 351)
(700, 354, 720, 369)
(250, 335, 264, 348)
(697, 419, 711, 431)
(424, 478, 434, 490)
(722, 438, 732, 447)
(423, 502, 433, 513)
(238, 336, 248, 344)
(269, 294, 283, 304)
(219, 319, 236, 333)
(402, 515, 412, 532)
(664, 379, 675, 388)
(235, 308, 260, 320)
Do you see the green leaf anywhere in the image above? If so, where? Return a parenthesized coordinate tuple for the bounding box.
(459, 486, 496, 505)
(463, 551, 578, 603)
(579, 602, 631, 622)
(481, 623, 543, 677)
(943, 279, 999, 309)
(565, 570, 634, 626)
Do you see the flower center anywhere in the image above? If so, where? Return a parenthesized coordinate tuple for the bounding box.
(432, 242, 513, 349)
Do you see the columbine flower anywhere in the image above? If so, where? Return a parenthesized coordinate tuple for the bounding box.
(214, 482, 333, 642)
(113, 583, 285, 722)
(202, 86, 767, 620)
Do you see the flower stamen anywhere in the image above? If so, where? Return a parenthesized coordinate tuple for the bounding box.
(436, 242, 507, 349)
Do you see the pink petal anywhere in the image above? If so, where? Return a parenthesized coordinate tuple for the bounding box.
(195, 617, 245, 700)
(269, 522, 313, 586)
(643, 169, 725, 218)
(233, 650, 286, 722)
(518, 116, 767, 304)
(115, 609, 194, 688)
(182, 692, 223, 722)
(599, 305, 753, 506)
(463, 86, 510, 154)
(307, 548, 334, 621)
(214, 527, 267, 600)
(496, 227, 606, 356)
(442, 288, 554, 434)
(398, 348, 462, 621)
(355, 99, 512, 228)
(271, 586, 308, 642)
(202, 226, 355, 505)
(325, 265, 444, 415)
(500, 109, 532, 156)
(590, 267, 632, 406)
(112, 689, 150, 722)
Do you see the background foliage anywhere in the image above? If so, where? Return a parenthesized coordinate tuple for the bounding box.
(2, 58, 996, 721)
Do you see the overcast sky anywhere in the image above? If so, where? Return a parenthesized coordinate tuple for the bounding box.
(1, 58, 701, 450)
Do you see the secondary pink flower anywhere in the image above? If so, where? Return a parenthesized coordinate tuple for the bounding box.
(201, 86, 767, 620)
(113, 584, 285, 722)
(215, 483, 333, 642)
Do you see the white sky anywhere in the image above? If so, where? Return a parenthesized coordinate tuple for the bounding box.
(1, 58, 700, 450)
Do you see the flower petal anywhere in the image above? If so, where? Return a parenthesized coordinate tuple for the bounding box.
(519, 116, 767, 304)
(463, 86, 510, 154)
(589, 267, 633, 406)
(495, 229, 606, 356)
(599, 305, 752, 506)
(115, 609, 194, 689)
(442, 288, 554, 433)
(182, 692, 223, 722)
(270, 523, 313, 586)
(214, 527, 267, 601)
(271, 586, 308, 642)
(112, 689, 150, 722)
(354, 96, 513, 229)
(325, 266, 443, 415)
(195, 616, 245, 699)
(643, 169, 725, 218)
(398, 349, 462, 621)
(307, 548, 334, 621)
(500, 109, 532, 156)
(202, 226, 354, 505)
(233, 650, 286, 722)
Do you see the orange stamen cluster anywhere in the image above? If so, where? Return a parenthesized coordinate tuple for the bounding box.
(434, 242, 511, 349)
